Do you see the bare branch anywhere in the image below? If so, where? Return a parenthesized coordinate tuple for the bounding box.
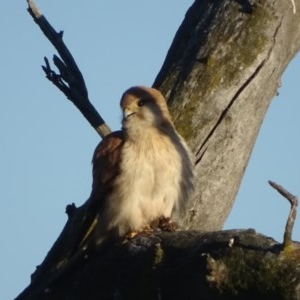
(290, 0, 297, 13)
(27, 0, 111, 138)
(268, 180, 298, 247)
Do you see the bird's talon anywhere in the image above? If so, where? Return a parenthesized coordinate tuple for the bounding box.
(126, 231, 139, 239)
(158, 216, 178, 232)
(126, 225, 154, 240)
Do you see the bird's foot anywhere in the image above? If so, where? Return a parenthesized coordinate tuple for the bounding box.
(158, 216, 178, 232)
(125, 231, 139, 239)
(125, 225, 154, 240)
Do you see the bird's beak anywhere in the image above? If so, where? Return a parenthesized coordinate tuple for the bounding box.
(123, 107, 136, 119)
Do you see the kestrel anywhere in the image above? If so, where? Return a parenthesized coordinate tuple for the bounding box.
(83, 86, 194, 246)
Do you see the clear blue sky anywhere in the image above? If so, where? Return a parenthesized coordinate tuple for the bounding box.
(1, 1, 299, 299)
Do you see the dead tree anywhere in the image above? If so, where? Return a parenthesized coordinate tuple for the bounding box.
(16, 0, 300, 299)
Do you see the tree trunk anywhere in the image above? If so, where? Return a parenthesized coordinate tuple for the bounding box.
(153, 0, 300, 231)
(16, 0, 300, 299)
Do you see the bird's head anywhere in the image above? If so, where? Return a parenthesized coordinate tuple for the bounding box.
(120, 86, 173, 135)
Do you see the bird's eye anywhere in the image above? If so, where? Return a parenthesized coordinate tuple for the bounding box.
(138, 100, 145, 107)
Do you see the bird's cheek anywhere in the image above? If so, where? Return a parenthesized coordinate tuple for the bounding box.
(142, 111, 156, 124)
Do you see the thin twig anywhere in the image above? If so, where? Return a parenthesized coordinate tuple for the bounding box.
(290, 0, 296, 14)
(268, 180, 298, 248)
(27, 0, 111, 138)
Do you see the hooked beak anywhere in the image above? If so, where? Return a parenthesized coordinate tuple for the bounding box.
(123, 107, 136, 119)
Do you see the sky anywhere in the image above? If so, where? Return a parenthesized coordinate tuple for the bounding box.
(1, 1, 299, 299)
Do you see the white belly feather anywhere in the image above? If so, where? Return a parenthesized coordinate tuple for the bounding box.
(104, 131, 184, 236)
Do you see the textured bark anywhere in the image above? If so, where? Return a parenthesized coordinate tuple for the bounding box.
(16, 230, 300, 300)
(153, 0, 300, 231)
(16, 0, 300, 299)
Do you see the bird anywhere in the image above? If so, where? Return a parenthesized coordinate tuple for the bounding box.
(82, 86, 194, 246)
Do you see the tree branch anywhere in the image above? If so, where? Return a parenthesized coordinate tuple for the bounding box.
(269, 180, 298, 248)
(16, 229, 300, 300)
(27, 0, 111, 138)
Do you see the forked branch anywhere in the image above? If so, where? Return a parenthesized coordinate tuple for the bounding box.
(269, 180, 298, 248)
(27, 0, 111, 138)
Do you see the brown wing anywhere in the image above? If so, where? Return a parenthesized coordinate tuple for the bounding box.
(89, 130, 125, 211)
(91, 130, 124, 193)
(73, 130, 124, 251)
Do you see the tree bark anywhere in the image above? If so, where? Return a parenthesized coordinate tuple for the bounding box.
(16, 0, 300, 299)
(16, 230, 300, 300)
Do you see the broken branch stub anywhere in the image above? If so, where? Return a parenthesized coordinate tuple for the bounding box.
(269, 180, 298, 247)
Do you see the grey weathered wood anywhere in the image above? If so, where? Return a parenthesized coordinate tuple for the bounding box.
(154, 0, 300, 231)
(27, 0, 111, 138)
